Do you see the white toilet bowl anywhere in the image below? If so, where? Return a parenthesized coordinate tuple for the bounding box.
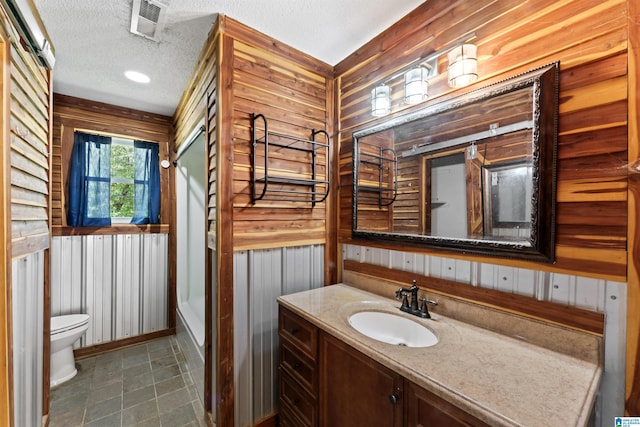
(50, 314, 89, 387)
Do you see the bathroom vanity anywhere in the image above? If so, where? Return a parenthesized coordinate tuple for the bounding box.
(277, 284, 601, 426)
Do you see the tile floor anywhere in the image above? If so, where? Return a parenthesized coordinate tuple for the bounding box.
(49, 336, 207, 427)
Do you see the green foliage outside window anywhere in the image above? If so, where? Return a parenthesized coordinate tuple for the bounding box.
(110, 143, 135, 218)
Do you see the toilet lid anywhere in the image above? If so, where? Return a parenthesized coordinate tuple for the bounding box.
(51, 314, 89, 335)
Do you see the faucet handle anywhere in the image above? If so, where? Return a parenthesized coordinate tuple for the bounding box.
(401, 294, 410, 310)
(419, 298, 438, 319)
(395, 287, 404, 300)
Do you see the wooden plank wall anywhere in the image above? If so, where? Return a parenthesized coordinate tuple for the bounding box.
(625, 0, 640, 415)
(336, 0, 628, 281)
(7, 21, 51, 260)
(336, 0, 636, 415)
(222, 19, 333, 250)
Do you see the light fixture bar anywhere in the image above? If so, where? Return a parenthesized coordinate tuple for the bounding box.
(401, 120, 533, 158)
(369, 32, 477, 116)
(376, 32, 477, 87)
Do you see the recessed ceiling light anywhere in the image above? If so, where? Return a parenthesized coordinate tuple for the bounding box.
(125, 70, 150, 83)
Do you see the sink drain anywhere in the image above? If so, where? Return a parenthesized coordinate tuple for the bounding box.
(397, 342, 407, 347)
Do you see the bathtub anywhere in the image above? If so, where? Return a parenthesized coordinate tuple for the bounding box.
(175, 127, 207, 405)
(178, 295, 204, 350)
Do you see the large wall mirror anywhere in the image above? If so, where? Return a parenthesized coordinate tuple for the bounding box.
(352, 63, 558, 261)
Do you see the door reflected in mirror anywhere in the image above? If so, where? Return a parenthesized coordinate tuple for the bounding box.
(482, 162, 532, 239)
(352, 63, 558, 261)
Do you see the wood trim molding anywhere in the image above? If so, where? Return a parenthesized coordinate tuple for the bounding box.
(43, 65, 54, 420)
(52, 224, 170, 236)
(54, 94, 172, 126)
(0, 21, 12, 427)
(626, 0, 640, 414)
(216, 32, 235, 427)
(343, 260, 605, 335)
(11, 233, 49, 260)
(72, 328, 175, 359)
(324, 73, 338, 286)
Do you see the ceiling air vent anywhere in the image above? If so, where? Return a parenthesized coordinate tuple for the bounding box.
(130, 0, 168, 42)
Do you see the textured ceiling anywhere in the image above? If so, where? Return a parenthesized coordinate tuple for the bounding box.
(34, 0, 425, 116)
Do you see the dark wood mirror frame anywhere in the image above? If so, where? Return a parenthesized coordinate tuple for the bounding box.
(352, 62, 559, 262)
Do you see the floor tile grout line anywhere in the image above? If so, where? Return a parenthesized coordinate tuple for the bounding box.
(51, 336, 201, 427)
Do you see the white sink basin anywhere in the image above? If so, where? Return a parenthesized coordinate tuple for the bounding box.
(348, 311, 438, 348)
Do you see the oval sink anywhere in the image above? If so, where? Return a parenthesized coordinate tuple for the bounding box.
(348, 311, 438, 348)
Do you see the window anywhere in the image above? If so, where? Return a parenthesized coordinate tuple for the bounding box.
(67, 131, 160, 227)
(110, 138, 135, 222)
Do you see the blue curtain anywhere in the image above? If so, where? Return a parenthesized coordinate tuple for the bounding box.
(67, 132, 112, 227)
(131, 140, 160, 224)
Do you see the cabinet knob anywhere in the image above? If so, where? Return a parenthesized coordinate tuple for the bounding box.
(289, 397, 299, 407)
(289, 328, 299, 335)
(292, 362, 301, 369)
(389, 393, 399, 405)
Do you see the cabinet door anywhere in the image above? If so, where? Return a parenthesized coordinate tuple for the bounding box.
(319, 332, 403, 427)
(405, 380, 490, 427)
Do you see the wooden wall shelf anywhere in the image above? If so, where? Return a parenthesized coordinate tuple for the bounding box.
(355, 145, 398, 207)
(251, 113, 330, 206)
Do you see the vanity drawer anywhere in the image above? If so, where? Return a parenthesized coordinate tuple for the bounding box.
(280, 341, 317, 393)
(279, 307, 318, 360)
(280, 371, 317, 427)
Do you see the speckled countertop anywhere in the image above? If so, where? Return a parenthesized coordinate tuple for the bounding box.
(277, 284, 601, 427)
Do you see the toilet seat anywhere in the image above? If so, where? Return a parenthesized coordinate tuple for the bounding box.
(51, 314, 89, 336)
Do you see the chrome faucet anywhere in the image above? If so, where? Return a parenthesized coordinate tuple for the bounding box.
(395, 280, 437, 319)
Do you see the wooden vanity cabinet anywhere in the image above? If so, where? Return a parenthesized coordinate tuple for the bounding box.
(278, 306, 487, 427)
(319, 331, 403, 427)
(405, 380, 490, 427)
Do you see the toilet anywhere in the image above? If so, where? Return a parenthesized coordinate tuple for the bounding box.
(50, 314, 90, 387)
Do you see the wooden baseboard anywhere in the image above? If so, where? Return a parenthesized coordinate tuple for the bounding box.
(73, 328, 176, 359)
(254, 413, 278, 427)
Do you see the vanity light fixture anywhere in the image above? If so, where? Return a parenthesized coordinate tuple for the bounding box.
(404, 66, 429, 105)
(371, 84, 392, 117)
(370, 33, 476, 116)
(448, 43, 478, 88)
